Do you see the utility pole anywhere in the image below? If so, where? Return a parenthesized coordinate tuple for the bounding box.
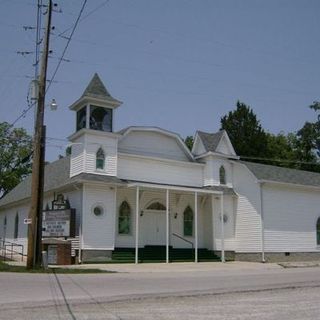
(27, 0, 52, 269)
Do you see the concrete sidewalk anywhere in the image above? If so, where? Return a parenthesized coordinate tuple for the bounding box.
(6, 260, 320, 273)
(58, 261, 282, 273)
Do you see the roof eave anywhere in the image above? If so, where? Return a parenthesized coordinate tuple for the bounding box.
(195, 151, 239, 160)
(69, 96, 122, 111)
(258, 179, 320, 190)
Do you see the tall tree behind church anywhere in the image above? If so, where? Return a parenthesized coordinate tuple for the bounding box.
(220, 101, 268, 158)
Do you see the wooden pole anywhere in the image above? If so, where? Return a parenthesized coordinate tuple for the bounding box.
(27, 0, 52, 269)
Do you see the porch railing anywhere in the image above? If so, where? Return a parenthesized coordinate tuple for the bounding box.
(172, 233, 194, 249)
(0, 238, 25, 262)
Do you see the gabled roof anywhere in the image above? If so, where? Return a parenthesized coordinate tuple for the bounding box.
(197, 130, 225, 152)
(242, 161, 320, 188)
(194, 130, 237, 159)
(0, 157, 125, 209)
(0, 156, 70, 208)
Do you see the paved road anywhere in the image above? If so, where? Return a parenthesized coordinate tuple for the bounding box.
(1, 286, 319, 320)
(1, 263, 320, 319)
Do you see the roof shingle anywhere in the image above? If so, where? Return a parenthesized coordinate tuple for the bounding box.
(197, 130, 225, 152)
(242, 161, 320, 188)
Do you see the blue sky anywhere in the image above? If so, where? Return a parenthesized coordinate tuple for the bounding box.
(0, 0, 319, 161)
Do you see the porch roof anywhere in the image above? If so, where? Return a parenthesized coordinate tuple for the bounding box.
(126, 180, 235, 195)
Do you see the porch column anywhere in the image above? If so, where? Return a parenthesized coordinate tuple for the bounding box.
(135, 186, 140, 264)
(220, 193, 225, 263)
(194, 192, 198, 263)
(166, 189, 169, 263)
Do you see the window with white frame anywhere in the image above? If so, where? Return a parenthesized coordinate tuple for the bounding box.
(96, 147, 105, 170)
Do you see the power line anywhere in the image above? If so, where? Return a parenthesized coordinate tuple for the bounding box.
(57, 0, 110, 38)
(46, 0, 88, 93)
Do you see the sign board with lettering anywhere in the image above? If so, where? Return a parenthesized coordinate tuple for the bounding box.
(42, 209, 75, 238)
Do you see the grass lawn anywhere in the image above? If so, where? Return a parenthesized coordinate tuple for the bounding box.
(0, 260, 115, 273)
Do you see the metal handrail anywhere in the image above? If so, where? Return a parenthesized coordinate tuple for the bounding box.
(0, 238, 25, 262)
(172, 233, 194, 249)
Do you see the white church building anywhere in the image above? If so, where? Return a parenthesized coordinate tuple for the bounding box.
(1, 74, 320, 263)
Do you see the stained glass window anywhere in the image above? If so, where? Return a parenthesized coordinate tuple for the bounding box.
(146, 202, 166, 210)
(119, 201, 131, 234)
(183, 206, 193, 237)
(219, 166, 226, 185)
(96, 148, 105, 170)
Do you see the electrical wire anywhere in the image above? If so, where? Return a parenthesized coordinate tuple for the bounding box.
(3, 0, 88, 132)
(46, 0, 88, 93)
(58, 0, 110, 38)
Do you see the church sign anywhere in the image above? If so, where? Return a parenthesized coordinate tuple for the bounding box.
(42, 209, 75, 238)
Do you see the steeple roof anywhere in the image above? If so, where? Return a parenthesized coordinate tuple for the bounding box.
(82, 73, 115, 101)
(69, 73, 122, 111)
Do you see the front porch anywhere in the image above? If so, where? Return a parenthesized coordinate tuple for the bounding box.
(114, 181, 234, 263)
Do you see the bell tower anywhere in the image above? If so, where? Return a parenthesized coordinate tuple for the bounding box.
(68, 74, 122, 177)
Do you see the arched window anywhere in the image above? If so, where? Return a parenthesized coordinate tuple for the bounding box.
(119, 201, 131, 234)
(14, 213, 19, 239)
(183, 206, 193, 237)
(146, 202, 166, 210)
(96, 148, 105, 170)
(317, 217, 320, 246)
(219, 166, 226, 185)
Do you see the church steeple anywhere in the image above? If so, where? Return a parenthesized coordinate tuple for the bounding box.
(68, 75, 122, 178)
(69, 73, 122, 134)
(81, 73, 117, 102)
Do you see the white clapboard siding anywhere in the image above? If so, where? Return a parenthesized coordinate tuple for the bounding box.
(203, 158, 233, 187)
(118, 130, 190, 161)
(118, 154, 203, 187)
(263, 184, 320, 252)
(233, 163, 262, 252)
(85, 134, 118, 176)
(212, 195, 236, 251)
(82, 185, 116, 250)
(0, 205, 29, 250)
(70, 136, 85, 177)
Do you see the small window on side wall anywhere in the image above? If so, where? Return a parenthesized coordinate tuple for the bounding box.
(317, 217, 320, 246)
(219, 166, 226, 185)
(119, 201, 131, 234)
(183, 206, 193, 237)
(14, 213, 19, 239)
(96, 147, 105, 170)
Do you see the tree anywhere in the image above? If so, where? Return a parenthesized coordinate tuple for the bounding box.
(264, 132, 297, 168)
(0, 122, 33, 198)
(220, 101, 268, 157)
(308, 101, 320, 157)
(184, 136, 194, 151)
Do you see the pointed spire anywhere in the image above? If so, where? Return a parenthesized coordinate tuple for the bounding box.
(82, 73, 114, 101)
(69, 73, 122, 111)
